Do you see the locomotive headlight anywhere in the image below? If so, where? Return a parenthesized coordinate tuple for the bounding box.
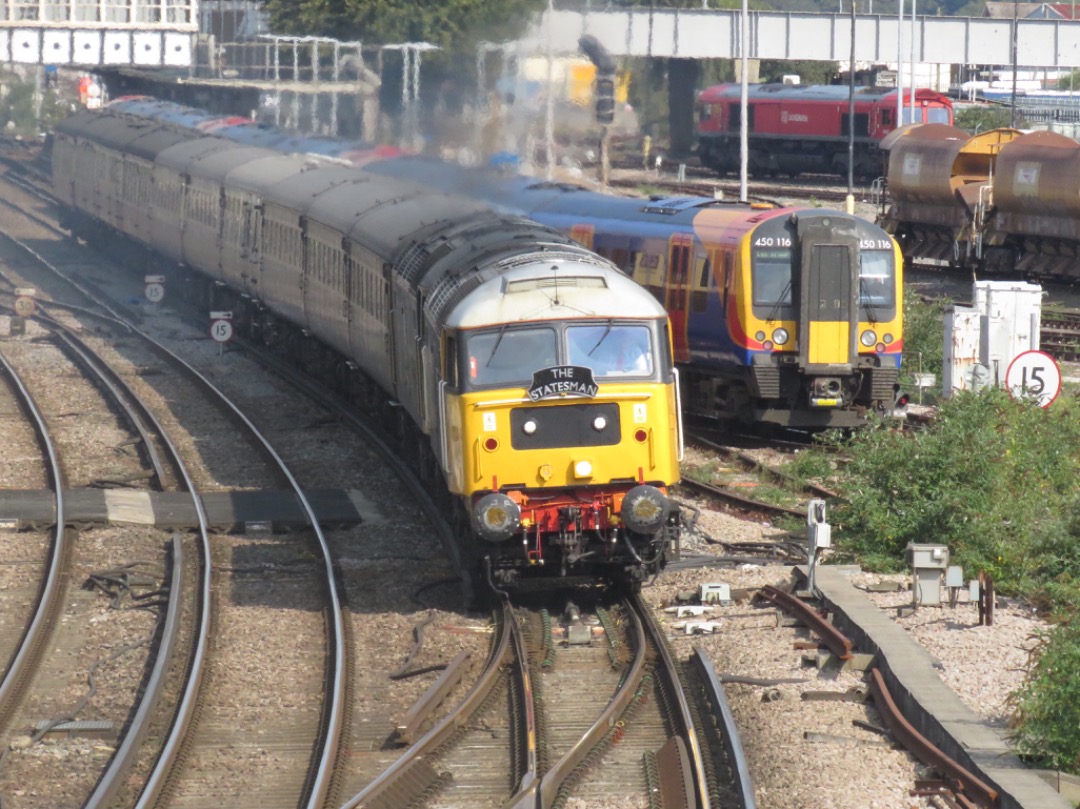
(522, 419, 538, 435)
(621, 485, 671, 535)
(771, 328, 789, 346)
(573, 460, 593, 479)
(592, 416, 607, 431)
(860, 329, 878, 347)
(472, 493, 521, 543)
(883, 333, 894, 345)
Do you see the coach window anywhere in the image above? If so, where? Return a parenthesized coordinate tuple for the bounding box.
(691, 254, 711, 313)
(881, 108, 893, 127)
(465, 326, 557, 387)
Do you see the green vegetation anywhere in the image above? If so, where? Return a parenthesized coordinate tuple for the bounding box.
(953, 105, 1019, 134)
(781, 295, 1080, 770)
(898, 288, 946, 402)
(820, 389, 1080, 592)
(1012, 616, 1080, 771)
(0, 75, 68, 137)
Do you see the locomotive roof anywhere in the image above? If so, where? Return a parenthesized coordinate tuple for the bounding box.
(697, 83, 945, 104)
(447, 261, 668, 329)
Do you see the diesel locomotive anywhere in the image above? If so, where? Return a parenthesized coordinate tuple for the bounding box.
(50, 108, 684, 591)
(696, 83, 954, 178)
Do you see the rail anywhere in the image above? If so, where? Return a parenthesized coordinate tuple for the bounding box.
(0, 348, 72, 737)
(691, 647, 757, 809)
(868, 668, 999, 808)
(758, 585, 853, 661)
(342, 598, 518, 809)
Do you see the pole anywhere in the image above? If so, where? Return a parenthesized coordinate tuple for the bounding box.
(545, 0, 555, 180)
(847, 0, 856, 215)
(896, 0, 904, 124)
(600, 125, 610, 190)
(739, 0, 749, 203)
(909, 0, 916, 123)
(1010, 0, 1019, 126)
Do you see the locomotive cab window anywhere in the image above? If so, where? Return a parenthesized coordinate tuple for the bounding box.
(926, 107, 951, 124)
(751, 248, 795, 316)
(858, 250, 896, 314)
(465, 326, 557, 387)
(567, 323, 654, 377)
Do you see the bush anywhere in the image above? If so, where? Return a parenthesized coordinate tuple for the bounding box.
(899, 287, 947, 403)
(1012, 614, 1080, 771)
(0, 75, 68, 137)
(820, 388, 1080, 586)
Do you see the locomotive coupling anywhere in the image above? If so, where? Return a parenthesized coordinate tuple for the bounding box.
(472, 493, 522, 542)
(621, 485, 671, 535)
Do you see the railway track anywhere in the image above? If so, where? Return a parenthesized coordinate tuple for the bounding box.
(0, 207, 350, 807)
(344, 589, 736, 809)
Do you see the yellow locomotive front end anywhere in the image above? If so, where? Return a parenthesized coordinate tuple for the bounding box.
(442, 315, 682, 587)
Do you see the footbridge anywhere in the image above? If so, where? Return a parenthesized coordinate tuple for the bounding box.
(2, 1, 1079, 71)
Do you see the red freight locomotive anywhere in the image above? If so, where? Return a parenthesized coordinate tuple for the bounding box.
(697, 83, 954, 178)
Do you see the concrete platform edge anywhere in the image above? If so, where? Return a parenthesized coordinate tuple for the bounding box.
(797, 565, 1071, 809)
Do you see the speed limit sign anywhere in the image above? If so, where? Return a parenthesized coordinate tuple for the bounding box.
(145, 283, 165, 304)
(1005, 350, 1061, 408)
(210, 319, 234, 343)
(13, 296, 35, 318)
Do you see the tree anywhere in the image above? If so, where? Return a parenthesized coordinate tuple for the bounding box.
(258, 0, 544, 63)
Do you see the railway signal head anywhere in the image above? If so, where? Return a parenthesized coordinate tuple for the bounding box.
(595, 72, 616, 126)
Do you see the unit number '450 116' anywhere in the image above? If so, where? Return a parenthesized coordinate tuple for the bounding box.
(753, 236, 792, 247)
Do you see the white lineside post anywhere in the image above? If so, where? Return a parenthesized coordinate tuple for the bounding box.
(806, 500, 830, 595)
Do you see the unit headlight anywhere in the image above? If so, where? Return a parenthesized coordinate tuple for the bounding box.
(522, 419, 538, 435)
(860, 330, 878, 347)
(772, 328, 789, 346)
(593, 416, 607, 431)
(621, 485, 671, 535)
(472, 493, 521, 543)
(574, 460, 593, 479)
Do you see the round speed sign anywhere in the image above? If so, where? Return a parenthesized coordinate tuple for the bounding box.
(13, 296, 36, 318)
(145, 283, 165, 304)
(1005, 350, 1061, 408)
(210, 319, 234, 343)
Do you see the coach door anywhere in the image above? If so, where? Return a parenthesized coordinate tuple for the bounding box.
(570, 223, 594, 251)
(798, 219, 858, 369)
(664, 233, 694, 363)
